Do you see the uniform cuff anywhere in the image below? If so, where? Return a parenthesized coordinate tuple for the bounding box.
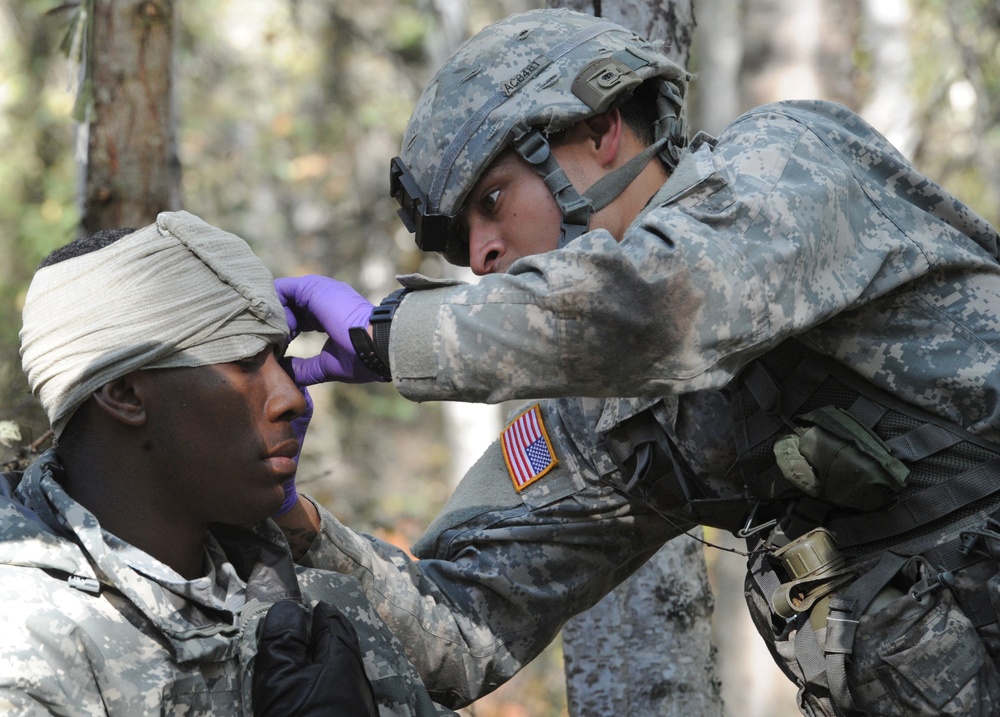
(389, 287, 448, 389)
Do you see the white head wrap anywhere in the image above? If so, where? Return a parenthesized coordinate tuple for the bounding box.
(20, 210, 289, 437)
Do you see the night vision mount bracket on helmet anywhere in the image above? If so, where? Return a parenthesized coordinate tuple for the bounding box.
(389, 157, 456, 256)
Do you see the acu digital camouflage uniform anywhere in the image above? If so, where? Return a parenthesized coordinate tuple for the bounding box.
(325, 100, 1000, 714)
(298, 395, 676, 708)
(0, 451, 452, 717)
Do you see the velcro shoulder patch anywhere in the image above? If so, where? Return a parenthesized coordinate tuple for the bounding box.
(501, 404, 558, 492)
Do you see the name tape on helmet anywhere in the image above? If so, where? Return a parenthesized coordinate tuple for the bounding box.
(502, 58, 546, 96)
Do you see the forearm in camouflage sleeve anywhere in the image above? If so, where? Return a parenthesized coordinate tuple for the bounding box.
(300, 400, 684, 708)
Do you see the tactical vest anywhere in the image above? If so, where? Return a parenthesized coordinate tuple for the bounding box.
(609, 339, 1000, 716)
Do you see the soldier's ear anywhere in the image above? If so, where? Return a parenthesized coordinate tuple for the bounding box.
(92, 373, 147, 427)
(581, 109, 623, 165)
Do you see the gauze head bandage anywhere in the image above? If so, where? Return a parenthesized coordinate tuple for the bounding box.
(20, 211, 289, 437)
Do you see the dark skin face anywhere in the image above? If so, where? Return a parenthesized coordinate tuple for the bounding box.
(62, 343, 307, 578)
(136, 344, 306, 528)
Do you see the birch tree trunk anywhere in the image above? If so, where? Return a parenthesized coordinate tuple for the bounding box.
(82, 0, 180, 233)
(546, 3, 723, 715)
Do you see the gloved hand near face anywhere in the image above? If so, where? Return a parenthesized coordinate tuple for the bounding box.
(274, 275, 382, 385)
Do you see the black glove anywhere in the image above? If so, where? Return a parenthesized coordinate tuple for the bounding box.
(253, 600, 378, 717)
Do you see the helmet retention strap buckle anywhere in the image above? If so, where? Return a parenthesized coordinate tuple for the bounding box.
(513, 129, 666, 249)
(513, 129, 592, 247)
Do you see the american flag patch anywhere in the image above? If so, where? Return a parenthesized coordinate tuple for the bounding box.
(501, 404, 558, 492)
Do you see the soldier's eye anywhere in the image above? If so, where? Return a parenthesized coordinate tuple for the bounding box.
(482, 188, 500, 213)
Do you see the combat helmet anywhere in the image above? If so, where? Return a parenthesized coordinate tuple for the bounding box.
(390, 8, 690, 266)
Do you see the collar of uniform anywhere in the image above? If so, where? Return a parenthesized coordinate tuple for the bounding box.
(633, 133, 719, 227)
(19, 454, 248, 663)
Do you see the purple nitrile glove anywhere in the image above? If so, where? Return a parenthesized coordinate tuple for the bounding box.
(274, 275, 382, 385)
(273, 377, 314, 518)
(271, 384, 314, 518)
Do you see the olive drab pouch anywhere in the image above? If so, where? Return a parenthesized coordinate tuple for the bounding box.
(846, 556, 1000, 716)
(774, 406, 909, 512)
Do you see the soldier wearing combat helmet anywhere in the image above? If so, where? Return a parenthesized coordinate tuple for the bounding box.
(279, 9, 1000, 715)
(388, 7, 689, 268)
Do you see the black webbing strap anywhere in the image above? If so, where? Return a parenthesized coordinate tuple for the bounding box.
(734, 355, 832, 503)
(845, 395, 887, 430)
(734, 361, 785, 450)
(828, 456, 1000, 549)
(736, 341, 1000, 549)
(746, 547, 783, 610)
(824, 552, 908, 716)
(783, 391, 989, 546)
(783, 497, 836, 542)
(794, 619, 830, 689)
(885, 421, 963, 462)
(737, 355, 830, 451)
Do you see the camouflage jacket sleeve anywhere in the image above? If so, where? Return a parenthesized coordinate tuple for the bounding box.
(0, 667, 101, 716)
(388, 100, 1000, 405)
(0, 654, 102, 717)
(0, 567, 123, 717)
(299, 397, 684, 708)
(0, 618, 114, 716)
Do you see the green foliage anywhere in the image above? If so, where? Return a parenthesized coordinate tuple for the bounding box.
(384, 7, 431, 61)
(0, 2, 80, 440)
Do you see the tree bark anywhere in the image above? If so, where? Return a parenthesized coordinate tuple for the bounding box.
(546, 3, 723, 715)
(562, 537, 722, 716)
(82, 0, 180, 233)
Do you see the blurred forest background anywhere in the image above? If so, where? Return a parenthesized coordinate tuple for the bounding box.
(1, 0, 999, 715)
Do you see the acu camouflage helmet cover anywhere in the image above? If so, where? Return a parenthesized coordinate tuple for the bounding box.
(390, 8, 690, 265)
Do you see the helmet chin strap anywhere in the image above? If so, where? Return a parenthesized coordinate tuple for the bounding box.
(513, 128, 667, 248)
